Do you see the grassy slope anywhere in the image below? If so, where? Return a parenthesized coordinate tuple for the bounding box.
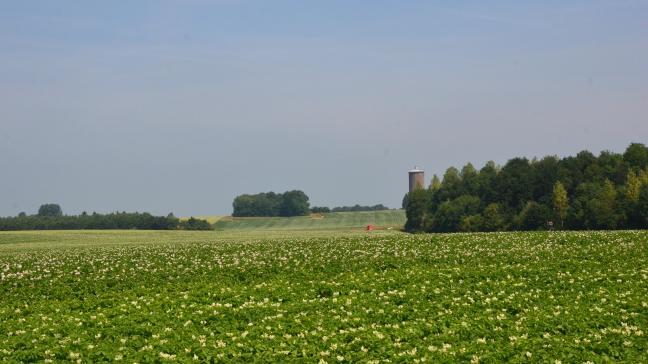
(213, 210, 406, 231)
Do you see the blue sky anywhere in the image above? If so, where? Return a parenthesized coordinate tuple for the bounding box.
(1, 1, 647, 216)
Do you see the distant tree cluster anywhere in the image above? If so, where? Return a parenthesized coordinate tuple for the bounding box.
(310, 206, 332, 213)
(405, 143, 648, 232)
(232, 190, 310, 217)
(331, 204, 390, 212)
(310, 204, 390, 214)
(0, 205, 212, 231)
(179, 217, 212, 230)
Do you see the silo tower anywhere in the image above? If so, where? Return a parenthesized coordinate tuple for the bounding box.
(408, 166, 425, 193)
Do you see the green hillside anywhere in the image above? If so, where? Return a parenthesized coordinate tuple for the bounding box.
(213, 210, 406, 231)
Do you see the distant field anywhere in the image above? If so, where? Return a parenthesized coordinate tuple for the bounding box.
(213, 210, 406, 231)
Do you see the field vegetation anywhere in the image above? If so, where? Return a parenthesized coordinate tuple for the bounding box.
(1, 229, 646, 362)
(214, 210, 405, 231)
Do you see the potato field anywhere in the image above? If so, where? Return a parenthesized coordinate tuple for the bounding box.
(1, 230, 647, 362)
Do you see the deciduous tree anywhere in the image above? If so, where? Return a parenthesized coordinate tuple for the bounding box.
(552, 181, 568, 229)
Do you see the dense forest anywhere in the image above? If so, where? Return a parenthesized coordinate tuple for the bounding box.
(405, 143, 648, 232)
(0, 204, 212, 231)
(232, 190, 310, 217)
(311, 204, 390, 213)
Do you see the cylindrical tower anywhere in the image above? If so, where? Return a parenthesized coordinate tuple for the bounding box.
(408, 167, 425, 193)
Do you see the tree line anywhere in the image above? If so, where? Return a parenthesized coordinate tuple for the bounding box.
(310, 204, 390, 213)
(0, 204, 212, 231)
(405, 143, 648, 232)
(232, 190, 310, 217)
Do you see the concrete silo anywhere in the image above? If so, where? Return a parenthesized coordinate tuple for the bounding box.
(408, 167, 425, 192)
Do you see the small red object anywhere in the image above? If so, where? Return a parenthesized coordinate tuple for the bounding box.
(366, 224, 374, 231)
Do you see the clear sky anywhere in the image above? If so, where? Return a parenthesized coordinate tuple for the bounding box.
(1, 1, 647, 216)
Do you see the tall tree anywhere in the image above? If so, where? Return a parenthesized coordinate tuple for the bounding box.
(279, 190, 310, 217)
(636, 185, 648, 228)
(482, 203, 505, 231)
(438, 167, 462, 201)
(38, 204, 62, 217)
(476, 161, 498, 204)
(496, 158, 533, 210)
(587, 180, 619, 229)
(531, 156, 559, 204)
(460, 163, 479, 195)
(429, 175, 441, 191)
(401, 193, 409, 209)
(552, 181, 568, 229)
(404, 188, 431, 231)
(625, 170, 642, 202)
(623, 143, 648, 170)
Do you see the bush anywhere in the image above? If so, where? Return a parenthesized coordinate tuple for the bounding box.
(180, 217, 213, 231)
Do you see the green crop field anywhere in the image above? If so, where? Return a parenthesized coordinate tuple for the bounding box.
(1, 230, 647, 362)
(213, 210, 406, 231)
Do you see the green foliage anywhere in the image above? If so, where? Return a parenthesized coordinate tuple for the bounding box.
(586, 180, 620, 229)
(406, 143, 648, 232)
(310, 206, 331, 213)
(0, 211, 209, 231)
(637, 185, 648, 226)
(625, 170, 641, 202)
(438, 167, 462, 201)
(179, 217, 213, 231)
(232, 190, 310, 217)
(497, 158, 533, 210)
(481, 203, 505, 231)
(404, 188, 431, 231)
(279, 190, 310, 217)
(515, 201, 551, 230)
(1, 230, 647, 362)
(430, 195, 481, 232)
(429, 174, 441, 191)
(552, 181, 568, 229)
(232, 192, 283, 217)
(623, 142, 648, 170)
(37, 203, 62, 217)
(330, 204, 389, 212)
(459, 214, 483, 232)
